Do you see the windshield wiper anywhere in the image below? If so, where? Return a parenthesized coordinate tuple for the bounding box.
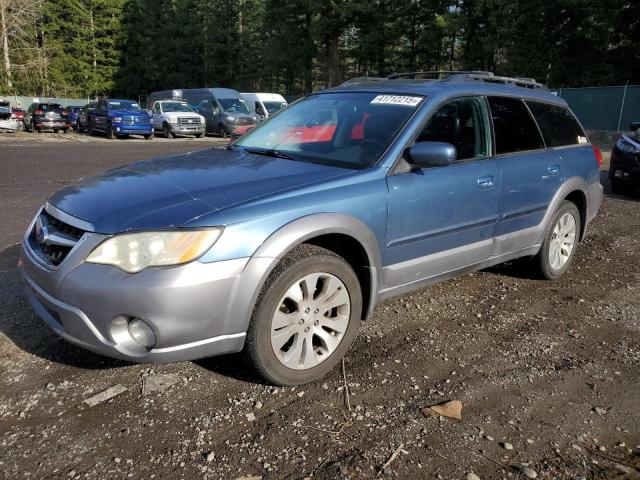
(242, 147, 294, 160)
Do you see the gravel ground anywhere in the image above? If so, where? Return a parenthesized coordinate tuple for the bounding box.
(0, 134, 639, 480)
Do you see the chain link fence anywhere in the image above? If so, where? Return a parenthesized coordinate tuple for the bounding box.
(556, 84, 640, 132)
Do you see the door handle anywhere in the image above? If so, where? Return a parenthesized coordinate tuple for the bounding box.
(477, 175, 495, 189)
(547, 164, 560, 175)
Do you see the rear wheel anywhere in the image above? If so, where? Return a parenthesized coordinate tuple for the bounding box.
(534, 201, 581, 280)
(144, 134, 153, 140)
(195, 133, 204, 138)
(245, 245, 362, 385)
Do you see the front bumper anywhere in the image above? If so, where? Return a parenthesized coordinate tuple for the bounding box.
(609, 149, 640, 184)
(20, 232, 250, 363)
(169, 123, 205, 135)
(112, 123, 153, 135)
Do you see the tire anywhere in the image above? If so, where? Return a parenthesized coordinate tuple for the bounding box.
(195, 133, 204, 138)
(534, 201, 581, 280)
(88, 122, 95, 136)
(245, 244, 362, 386)
(105, 123, 114, 139)
(144, 134, 153, 140)
(217, 125, 228, 138)
(162, 122, 171, 139)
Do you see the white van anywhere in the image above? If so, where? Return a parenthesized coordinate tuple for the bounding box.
(241, 93, 287, 119)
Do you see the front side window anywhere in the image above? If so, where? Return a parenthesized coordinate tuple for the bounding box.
(416, 97, 489, 161)
(488, 96, 545, 154)
(526, 101, 586, 147)
(263, 101, 287, 114)
(217, 98, 250, 114)
(235, 92, 424, 169)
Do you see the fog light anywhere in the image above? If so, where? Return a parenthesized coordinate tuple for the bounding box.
(128, 318, 157, 348)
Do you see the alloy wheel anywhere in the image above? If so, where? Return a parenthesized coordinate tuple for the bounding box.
(270, 272, 350, 370)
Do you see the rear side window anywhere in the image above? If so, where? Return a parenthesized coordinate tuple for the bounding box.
(488, 96, 545, 154)
(526, 101, 586, 147)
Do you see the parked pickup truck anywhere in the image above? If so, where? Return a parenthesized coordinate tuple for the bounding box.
(88, 99, 153, 139)
(150, 100, 205, 138)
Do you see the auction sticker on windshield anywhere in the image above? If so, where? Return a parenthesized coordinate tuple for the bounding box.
(370, 95, 423, 106)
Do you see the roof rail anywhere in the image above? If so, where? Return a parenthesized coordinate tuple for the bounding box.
(341, 77, 388, 86)
(386, 70, 547, 90)
(387, 70, 492, 80)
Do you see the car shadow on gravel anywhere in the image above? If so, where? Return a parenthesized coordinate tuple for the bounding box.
(0, 244, 131, 370)
(194, 354, 267, 385)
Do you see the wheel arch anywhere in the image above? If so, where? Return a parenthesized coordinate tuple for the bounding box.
(563, 189, 587, 241)
(234, 213, 382, 333)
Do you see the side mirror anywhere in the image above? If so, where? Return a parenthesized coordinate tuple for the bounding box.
(406, 141, 456, 168)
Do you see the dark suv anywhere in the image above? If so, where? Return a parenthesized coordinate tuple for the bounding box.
(609, 122, 640, 195)
(24, 103, 69, 133)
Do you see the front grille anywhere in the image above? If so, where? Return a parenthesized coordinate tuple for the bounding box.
(28, 209, 86, 267)
(178, 117, 200, 125)
(122, 116, 148, 125)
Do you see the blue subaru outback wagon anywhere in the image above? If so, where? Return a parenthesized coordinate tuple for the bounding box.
(20, 72, 603, 385)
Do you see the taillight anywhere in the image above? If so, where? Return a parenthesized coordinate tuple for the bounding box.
(592, 145, 603, 169)
(35, 109, 44, 115)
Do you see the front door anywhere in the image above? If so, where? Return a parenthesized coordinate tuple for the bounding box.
(385, 96, 500, 290)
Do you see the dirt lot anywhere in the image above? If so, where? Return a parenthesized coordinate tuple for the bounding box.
(0, 132, 639, 480)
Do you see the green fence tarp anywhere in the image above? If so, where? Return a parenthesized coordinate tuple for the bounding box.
(558, 85, 640, 132)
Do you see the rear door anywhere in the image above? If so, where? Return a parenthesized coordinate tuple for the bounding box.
(488, 96, 562, 249)
(385, 96, 500, 289)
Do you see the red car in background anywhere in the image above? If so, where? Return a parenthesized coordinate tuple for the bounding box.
(11, 107, 26, 122)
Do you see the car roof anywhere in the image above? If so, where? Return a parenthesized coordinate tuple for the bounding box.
(320, 76, 566, 106)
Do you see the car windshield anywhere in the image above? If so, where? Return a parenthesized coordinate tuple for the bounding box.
(107, 100, 141, 111)
(235, 92, 424, 169)
(161, 102, 193, 113)
(218, 98, 250, 114)
(263, 101, 287, 114)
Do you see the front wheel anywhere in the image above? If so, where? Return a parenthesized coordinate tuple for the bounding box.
(245, 245, 362, 386)
(144, 134, 153, 140)
(534, 201, 581, 280)
(105, 123, 115, 139)
(162, 122, 171, 139)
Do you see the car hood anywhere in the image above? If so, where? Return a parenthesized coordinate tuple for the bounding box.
(47, 147, 353, 233)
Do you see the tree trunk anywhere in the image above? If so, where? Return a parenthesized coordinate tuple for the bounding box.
(0, 3, 12, 89)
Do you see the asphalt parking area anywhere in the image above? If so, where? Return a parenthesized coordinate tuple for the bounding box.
(0, 138, 639, 479)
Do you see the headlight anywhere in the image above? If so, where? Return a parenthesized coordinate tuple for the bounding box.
(226, 115, 236, 122)
(86, 229, 222, 273)
(616, 138, 637, 154)
(169, 117, 179, 124)
(112, 117, 122, 123)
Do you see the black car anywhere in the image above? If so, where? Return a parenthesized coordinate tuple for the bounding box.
(609, 122, 640, 195)
(77, 102, 96, 132)
(24, 102, 69, 133)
